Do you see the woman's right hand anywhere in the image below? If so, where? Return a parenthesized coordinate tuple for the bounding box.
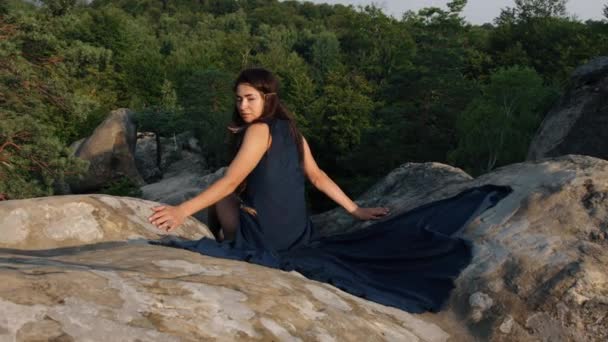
(349, 206, 391, 221)
(148, 205, 187, 232)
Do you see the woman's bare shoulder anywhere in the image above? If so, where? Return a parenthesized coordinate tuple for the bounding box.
(243, 122, 272, 149)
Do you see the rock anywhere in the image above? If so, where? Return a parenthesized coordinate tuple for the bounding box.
(499, 315, 514, 334)
(446, 155, 608, 342)
(2, 155, 608, 341)
(159, 131, 204, 172)
(141, 167, 226, 225)
(70, 108, 145, 193)
(68, 138, 85, 153)
(525, 312, 569, 341)
(0, 196, 452, 342)
(0, 195, 212, 250)
(311, 162, 472, 236)
(135, 132, 162, 183)
(528, 56, 608, 161)
(469, 292, 494, 311)
(162, 150, 207, 179)
(469, 292, 493, 323)
(136, 130, 209, 222)
(318, 155, 608, 341)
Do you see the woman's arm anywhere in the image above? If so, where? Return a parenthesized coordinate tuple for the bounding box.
(148, 123, 271, 231)
(301, 137, 389, 220)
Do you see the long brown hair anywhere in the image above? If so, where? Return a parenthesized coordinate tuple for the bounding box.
(229, 68, 304, 165)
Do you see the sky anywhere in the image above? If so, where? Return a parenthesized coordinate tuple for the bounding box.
(304, 0, 605, 24)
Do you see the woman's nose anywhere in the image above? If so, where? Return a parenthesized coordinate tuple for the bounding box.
(239, 100, 247, 110)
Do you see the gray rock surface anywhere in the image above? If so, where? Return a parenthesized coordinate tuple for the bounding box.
(313, 155, 608, 341)
(159, 131, 204, 172)
(528, 56, 608, 161)
(448, 155, 608, 342)
(70, 108, 145, 193)
(1, 155, 607, 341)
(0, 195, 212, 250)
(135, 132, 162, 183)
(0, 195, 452, 342)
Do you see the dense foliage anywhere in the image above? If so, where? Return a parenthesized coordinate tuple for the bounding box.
(1, 0, 606, 211)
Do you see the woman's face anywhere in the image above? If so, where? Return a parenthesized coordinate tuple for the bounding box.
(236, 83, 265, 123)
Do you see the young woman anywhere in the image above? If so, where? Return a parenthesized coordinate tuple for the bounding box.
(148, 68, 511, 313)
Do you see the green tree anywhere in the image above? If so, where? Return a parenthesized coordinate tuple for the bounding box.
(40, 0, 78, 17)
(310, 71, 375, 156)
(496, 0, 568, 24)
(0, 114, 87, 199)
(306, 70, 376, 212)
(448, 66, 556, 174)
(327, 5, 410, 83)
(374, 0, 476, 169)
(310, 31, 341, 80)
(176, 69, 234, 167)
(253, 40, 316, 131)
(490, 0, 597, 85)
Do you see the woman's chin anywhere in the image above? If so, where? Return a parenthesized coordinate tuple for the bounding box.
(241, 115, 254, 123)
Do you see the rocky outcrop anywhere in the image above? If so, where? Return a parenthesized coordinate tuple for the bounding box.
(1, 155, 607, 341)
(528, 56, 608, 160)
(70, 108, 144, 193)
(135, 131, 206, 184)
(159, 131, 204, 172)
(448, 155, 608, 342)
(0, 195, 451, 341)
(135, 132, 162, 183)
(314, 155, 608, 341)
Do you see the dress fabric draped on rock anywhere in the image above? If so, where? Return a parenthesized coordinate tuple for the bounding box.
(157, 118, 511, 313)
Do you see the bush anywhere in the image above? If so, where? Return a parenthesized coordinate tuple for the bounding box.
(98, 177, 143, 198)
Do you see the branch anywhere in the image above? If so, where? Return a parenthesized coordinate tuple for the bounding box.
(0, 141, 21, 154)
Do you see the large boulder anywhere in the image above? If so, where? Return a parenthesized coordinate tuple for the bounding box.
(448, 155, 608, 341)
(70, 108, 145, 193)
(0, 196, 452, 341)
(528, 57, 608, 160)
(317, 155, 608, 341)
(0, 195, 212, 250)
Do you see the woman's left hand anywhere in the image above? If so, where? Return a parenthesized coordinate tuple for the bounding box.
(148, 205, 187, 232)
(349, 206, 391, 221)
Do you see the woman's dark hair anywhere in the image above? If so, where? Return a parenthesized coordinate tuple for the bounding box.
(230, 68, 304, 165)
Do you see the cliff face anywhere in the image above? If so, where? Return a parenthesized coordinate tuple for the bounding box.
(1, 155, 607, 341)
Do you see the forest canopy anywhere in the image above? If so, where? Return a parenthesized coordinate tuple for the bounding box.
(1, 0, 607, 211)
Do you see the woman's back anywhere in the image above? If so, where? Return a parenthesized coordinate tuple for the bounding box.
(238, 118, 314, 252)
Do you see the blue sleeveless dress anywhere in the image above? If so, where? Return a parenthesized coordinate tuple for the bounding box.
(161, 118, 511, 313)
